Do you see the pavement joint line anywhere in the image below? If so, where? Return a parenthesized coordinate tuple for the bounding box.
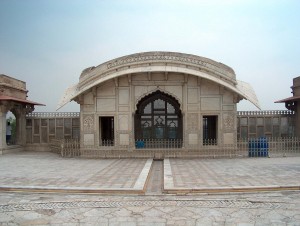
(1, 185, 299, 195)
(164, 185, 300, 194)
(133, 158, 153, 190)
(0, 186, 145, 194)
(163, 158, 174, 189)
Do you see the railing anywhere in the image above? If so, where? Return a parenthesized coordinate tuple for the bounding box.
(26, 112, 80, 118)
(26, 110, 295, 118)
(135, 139, 183, 149)
(237, 110, 295, 116)
(100, 140, 114, 146)
(49, 138, 62, 154)
(233, 137, 300, 158)
(49, 137, 300, 159)
(50, 138, 80, 157)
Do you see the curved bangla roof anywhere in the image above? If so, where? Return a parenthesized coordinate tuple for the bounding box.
(57, 51, 260, 110)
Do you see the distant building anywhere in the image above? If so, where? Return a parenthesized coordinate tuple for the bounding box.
(58, 52, 260, 150)
(275, 76, 300, 137)
(0, 74, 43, 153)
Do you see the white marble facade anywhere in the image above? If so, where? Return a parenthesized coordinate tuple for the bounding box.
(59, 52, 260, 149)
(80, 74, 237, 147)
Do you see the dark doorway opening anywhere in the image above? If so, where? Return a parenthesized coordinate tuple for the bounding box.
(203, 115, 217, 145)
(99, 117, 114, 146)
(6, 111, 16, 145)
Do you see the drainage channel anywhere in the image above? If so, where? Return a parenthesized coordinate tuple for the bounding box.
(145, 160, 163, 195)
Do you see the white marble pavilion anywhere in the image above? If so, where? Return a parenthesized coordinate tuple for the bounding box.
(58, 51, 260, 150)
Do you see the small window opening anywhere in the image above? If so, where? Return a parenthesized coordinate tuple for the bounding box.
(99, 117, 114, 146)
(203, 115, 217, 145)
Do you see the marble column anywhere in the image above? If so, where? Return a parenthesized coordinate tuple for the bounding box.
(12, 105, 34, 146)
(0, 104, 9, 154)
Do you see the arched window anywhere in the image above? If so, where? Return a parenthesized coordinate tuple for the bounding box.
(135, 91, 182, 148)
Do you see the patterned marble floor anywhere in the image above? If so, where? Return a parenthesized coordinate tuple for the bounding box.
(0, 191, 300, 225)
(0, 152, 150, 190)
(165, 157, 300, 191)
(1, 152, 300, 225)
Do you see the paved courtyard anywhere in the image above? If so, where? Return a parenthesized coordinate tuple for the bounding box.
(1, 191, 300, 225)
(0, 151, 300, 225)
(1, 152, 300, 194)
(0, 152, 152, 193)
(165, 158, 300, 193)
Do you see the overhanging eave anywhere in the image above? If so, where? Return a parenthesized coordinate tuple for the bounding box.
(57, 67, 260, 110)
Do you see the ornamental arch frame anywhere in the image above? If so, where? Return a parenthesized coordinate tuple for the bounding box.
(134, 87, 183, 112)
(134, 90, 183, 143)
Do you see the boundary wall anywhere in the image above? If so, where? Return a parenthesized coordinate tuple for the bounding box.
(237, 110, 295, 138)
(25, 110, 295, 151)
(25, 112, 80, 151)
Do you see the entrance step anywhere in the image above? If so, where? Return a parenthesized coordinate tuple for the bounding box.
(145, 160, 163, 195)
(2, 145, 23, 155)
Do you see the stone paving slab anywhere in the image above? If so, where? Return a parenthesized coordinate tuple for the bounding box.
(164, 157, 300, 193)
(0, 191, 300, 225)
(0, 152, 152, 193)
(1, 152, 300, 195)
(0, 153, 300, 224)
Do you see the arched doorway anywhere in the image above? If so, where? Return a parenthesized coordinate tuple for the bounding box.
(135, 91, 182, 148)
(6, 111, 16, 145)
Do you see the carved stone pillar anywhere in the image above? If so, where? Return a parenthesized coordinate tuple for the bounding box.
(0, 111, 7, 152)
(12, 104, 34, 146)
(0, 103, 11, 152)
(11, 107, 22, 145)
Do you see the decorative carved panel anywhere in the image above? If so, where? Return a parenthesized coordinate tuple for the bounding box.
(83, 115, 94, 133)
(223, 113, 235, 132)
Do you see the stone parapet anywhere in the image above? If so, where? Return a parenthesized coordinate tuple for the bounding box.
(238, 110, 295, 116)
(27, 112, 80, 118)
(0, 74, 27, 99)
(79, 51, 236, 86)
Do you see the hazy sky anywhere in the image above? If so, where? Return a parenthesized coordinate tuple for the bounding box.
(0, 0, 299, 112)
